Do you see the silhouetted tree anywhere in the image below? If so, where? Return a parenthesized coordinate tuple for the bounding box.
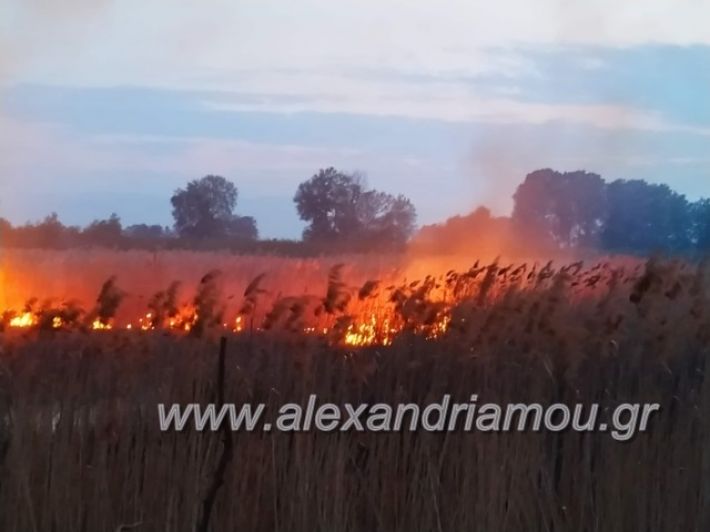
(37, 213, 66, 245)
(692, 199, 710, 251)
(171, 175, 257, 240)
(0, 217, 12, 244)
(602, 180, 692, 253)
(294, 167, 416, 249)
(7, 213, 80, 248)
(82, 213, 123, 247)
(294, 168, 363, 241)
(226, 215, 258, 241)
(124, 224, 166, 240)
(513, 169, 606, 248)
(355, 189, 417, 247)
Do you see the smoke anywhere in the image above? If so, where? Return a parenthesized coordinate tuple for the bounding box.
(468, 135, 540, 217)
(407, 204, 563, 265)
(410, 207, 511, 257)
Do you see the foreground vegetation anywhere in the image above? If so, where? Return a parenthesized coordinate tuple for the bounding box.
(1, 255, 710, 531)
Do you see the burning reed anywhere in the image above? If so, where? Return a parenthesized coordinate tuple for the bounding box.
(1, 254, 710, 530)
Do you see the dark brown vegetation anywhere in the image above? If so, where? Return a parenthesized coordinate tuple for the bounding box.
(1, 256, 710, 531)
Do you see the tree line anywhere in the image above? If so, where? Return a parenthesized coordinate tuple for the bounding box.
(0, 168, 417, 254)
(1, 167, 709, 256)
(512, 169, 710, 255)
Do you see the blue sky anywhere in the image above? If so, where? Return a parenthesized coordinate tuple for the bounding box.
(1, 1, 709, 238)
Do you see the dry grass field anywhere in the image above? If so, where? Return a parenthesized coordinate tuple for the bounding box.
(1, 249, 709, 531)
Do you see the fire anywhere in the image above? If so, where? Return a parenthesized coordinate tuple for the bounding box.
(2, 275, 454, 346)
(138, 312, 154, 331)
(91, 319, 112, 330)
(3, 305, 448, 347)
(9, 311, 36, 328)
(343, 315, 397, 346)
(124, 309, 198, 332)
(424, 314, 450, 339)
(0, 258, 613, 346)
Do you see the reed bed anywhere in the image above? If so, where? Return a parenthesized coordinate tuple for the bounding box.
(0, 254, 709, 531)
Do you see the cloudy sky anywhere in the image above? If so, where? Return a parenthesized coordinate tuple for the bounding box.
(1, 0, 709, 237)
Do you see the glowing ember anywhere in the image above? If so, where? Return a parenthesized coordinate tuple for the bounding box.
(138, 312, 154, 331)
(10, 312, 36, 328)
(91, 319, 112, 330)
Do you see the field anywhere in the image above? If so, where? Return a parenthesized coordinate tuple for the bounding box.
(1, 249, 709, 531)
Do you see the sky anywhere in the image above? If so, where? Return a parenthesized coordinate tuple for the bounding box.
(1, 1, 709, 238)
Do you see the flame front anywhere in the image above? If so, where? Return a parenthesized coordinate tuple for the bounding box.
(0, 260, 611, 346)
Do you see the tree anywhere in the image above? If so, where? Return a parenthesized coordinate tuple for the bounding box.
(124, 224, 166, 240)
(0, 217, 12, 246)
(226, 215, 258, 241)
(602, 180, 692, 253)
(294, 168, 363, 241)
(692, 199, 710, 251)
(294, 167, 416, 249)
(32, 213, 67, 248)
(82, 213, 123, 247)
(357, 191, 417, 248)
(171, 175, 257, 240)
(512, 169, 607, 248)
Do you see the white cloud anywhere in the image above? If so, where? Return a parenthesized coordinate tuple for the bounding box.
(2, 0, 707, 130)
(6, 0, 710, 89)
(200, 72, 667, 130)
(4, 0, 707, 130)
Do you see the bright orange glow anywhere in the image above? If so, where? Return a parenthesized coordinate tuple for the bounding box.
(138, 312, 154, 331)
(0, 252, 624, 346)
(9, 311, 36, 328)
(2, 295, 451, 346)
(91, 319, 112, 330)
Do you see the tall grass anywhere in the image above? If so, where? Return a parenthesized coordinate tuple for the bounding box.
(0, 254, 709, 531)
